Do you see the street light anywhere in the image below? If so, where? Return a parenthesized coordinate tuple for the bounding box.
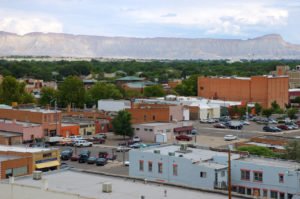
(228, 144, 233, 199)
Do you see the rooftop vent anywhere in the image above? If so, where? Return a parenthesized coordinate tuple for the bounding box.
(33, 170, 42, 180)
(102, 182, 112, 193)
(168, 152, 175, 156)
(154, 150, 160, 154)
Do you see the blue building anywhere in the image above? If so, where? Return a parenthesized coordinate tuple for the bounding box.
(129, 144, 300, 199)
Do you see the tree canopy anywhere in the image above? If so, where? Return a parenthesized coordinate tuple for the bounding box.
(144, 85, 165, 97)
(112, 110, 134, 138)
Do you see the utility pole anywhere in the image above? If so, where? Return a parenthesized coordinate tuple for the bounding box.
(55, 99, 58, 136)
(228, 147, 232, 199)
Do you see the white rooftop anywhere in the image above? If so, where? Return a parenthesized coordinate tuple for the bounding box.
(134, 122, 175, 127)
(142, 145, 240, 162)
(239, 157, 300, 170)
(13, 170, 237, 199)
(0, 145, 56, 153)
(0, 119, 40, 127)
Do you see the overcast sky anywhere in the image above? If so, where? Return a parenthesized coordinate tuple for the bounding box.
(0, 0, 299, 43)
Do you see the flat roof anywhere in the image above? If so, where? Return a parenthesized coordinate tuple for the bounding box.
(0, 145, 56, 153)
(142, 145, 240, 162)
(13, 170, 235, 199)
(0, 119, 40, 127)
(134, 122, 175, 127)
(238, 157, 300, 170)
(0, 155, 20, 162)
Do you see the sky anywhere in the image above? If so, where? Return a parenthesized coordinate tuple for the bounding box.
(0, 0, 299, 43)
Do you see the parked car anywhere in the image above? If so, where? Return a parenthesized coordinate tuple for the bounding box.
(93, 133, 107, 139)
(241, 120, 250, 125)
(224, 135, 237, 141)
(228, 121, 243, 130)
(107, 154, 117, 161)
(132, 136, 141, 143)
(214, 123, 226, 129)
(176, 134, 192, 141)
(287, 124, 299, 130)
(96, 158, 107, 166)
(74, 140, 93, 147)
(116, 146, 131, 152)
(268, 119, 278, 124)
(277, 125, 289, 130)
(98, 151, 109, 159)
(80, 149, 91, 157)
(70, 155, 79, 161)
(69, 135, 83, 141)
(86, 137, 105, 144)
(118, 140, 135, 146)
(58, 138, 73, 146)
(263, 126, 281, 132)
(78, 154, 89, 163)
(124, 161, 130, 166)
(60, 148, 73, 160)
(87, 157, 97, 164)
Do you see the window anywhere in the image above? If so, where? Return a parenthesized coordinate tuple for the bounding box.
(43, 153, 52, 158)
(241, 170, 250, 180)
(166, 129, 171, 133)
(253, 171, 263, 182)
(270, 191, 278, 199)
(144, 115, 147, 121)
(173, 164, 178, 176)
(253, 188, 260, 197)
(136, 128, 140, 131)
(152, 115, 156, 120)
(144, 128, 148, 131)
(279, 174, 284, 183)
(149, 129, 153, 132)
(238, 187, 246, 194)
(200, 171, 207, 178)
(139, 160, 144, 171)
(246, 188, 252, 195)
(170, 115, 173, 121)
(263, 190, 268, 198)
(158, 163, 163, 174)
(279, 192, 285, 199)
(221, 170, 225, 177)
(148, 161, 152, 172)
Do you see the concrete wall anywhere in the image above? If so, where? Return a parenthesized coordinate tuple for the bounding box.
(0, 183, 92, 199)
(129, 150, 217, 190)
(231, 159, 300, 198)
(133, 123, 176, 142)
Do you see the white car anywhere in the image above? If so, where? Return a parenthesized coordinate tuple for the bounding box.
(116, 146, 131, 152)
(124, 161, 130, 166)
(132, 136, 141, 142)
(224, 135, 237, 141)
(74, 140, 93, 147)
(69, 135, 83, 141)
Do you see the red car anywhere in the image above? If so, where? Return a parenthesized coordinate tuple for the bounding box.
(176, 134, 192, 141)
(277, 125, 289, 130)
(214, 123, 226, 129)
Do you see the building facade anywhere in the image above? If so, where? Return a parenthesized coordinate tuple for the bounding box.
(198, 75, 289, 108)
(0, 155, 33, 180)
(271, 65, 300, 89)
(129, 145, 300, 199)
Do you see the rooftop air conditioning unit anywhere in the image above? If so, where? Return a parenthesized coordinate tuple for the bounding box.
(180, 144, 187, 151)
(102, 182, 112, 193)
(33, 171, 42, 180)
(154, 150, 160, 154)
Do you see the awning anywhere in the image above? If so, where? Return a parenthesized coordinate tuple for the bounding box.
(36, 161, 60, 169)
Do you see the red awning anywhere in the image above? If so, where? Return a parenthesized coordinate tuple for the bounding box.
(174, 126, 193, 132)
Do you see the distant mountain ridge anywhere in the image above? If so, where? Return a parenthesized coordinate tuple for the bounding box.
(0, 32, 299, 59)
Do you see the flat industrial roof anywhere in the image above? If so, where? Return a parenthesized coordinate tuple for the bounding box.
(13, 170, 238, 199)
(238, 157, 300, 170)
(0, 145, 56, 153)
(134, 122, 175, 127)
(0, 131, 22, 137)
(0, 119, 40, 127)
(142, 145, 240, 162)
(0, 155, 20, 162)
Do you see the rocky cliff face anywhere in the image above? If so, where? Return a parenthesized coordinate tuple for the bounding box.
(0, 32, 299, 59)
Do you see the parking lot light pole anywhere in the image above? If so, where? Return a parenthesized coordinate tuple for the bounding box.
(228, 145, 233, 199)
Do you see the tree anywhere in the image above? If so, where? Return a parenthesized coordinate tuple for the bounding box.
(175, 75, 198, 96)
(124, 89, 143, 98)
(58, 76, 85, 108)
(287, 108, 298, 120)
(271, 100, 283, 113)
(285, 141, 300, 161)
(254, 103, 262, 115)
(112, 110, 134, 138)
(88, 83, 123, 104)
(144, 85, 165, 97)
(39, 87, 58, 106)
(262, 108, 273, 118)
(0, 76, 31, 105)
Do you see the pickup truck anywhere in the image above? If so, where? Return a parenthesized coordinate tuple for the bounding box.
(45, 136, 63, 145)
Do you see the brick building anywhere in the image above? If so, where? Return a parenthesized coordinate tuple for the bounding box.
(0, 108, 62, 136)
(127, 104, 185, 124)
(271, 65, 300, 88)
(198, 75, 289, 108)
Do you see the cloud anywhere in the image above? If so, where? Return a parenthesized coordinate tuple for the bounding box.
(161, 13, 177, 18)
(0, 13, 63, 35)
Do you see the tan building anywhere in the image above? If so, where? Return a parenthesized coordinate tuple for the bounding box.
(271, 65, 300, 88)
(198, 75, 289, 108)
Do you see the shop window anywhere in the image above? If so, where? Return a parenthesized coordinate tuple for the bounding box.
(246, 188, 252, 195)
(253, 171, 263, 182)
(148, 161, 152, 172)
(270, 191, 278, 199)
(200, 171, 207, 178)
(263, 190, 268, 198)
(173, 164, 178, 176)
(279, 192, 285, 199)
(241, 170, 250, 180)
(238, 187, 246, 195)
(139, 160, 144, 171)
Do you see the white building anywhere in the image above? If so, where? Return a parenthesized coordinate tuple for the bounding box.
(97, 100, 131, 112)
